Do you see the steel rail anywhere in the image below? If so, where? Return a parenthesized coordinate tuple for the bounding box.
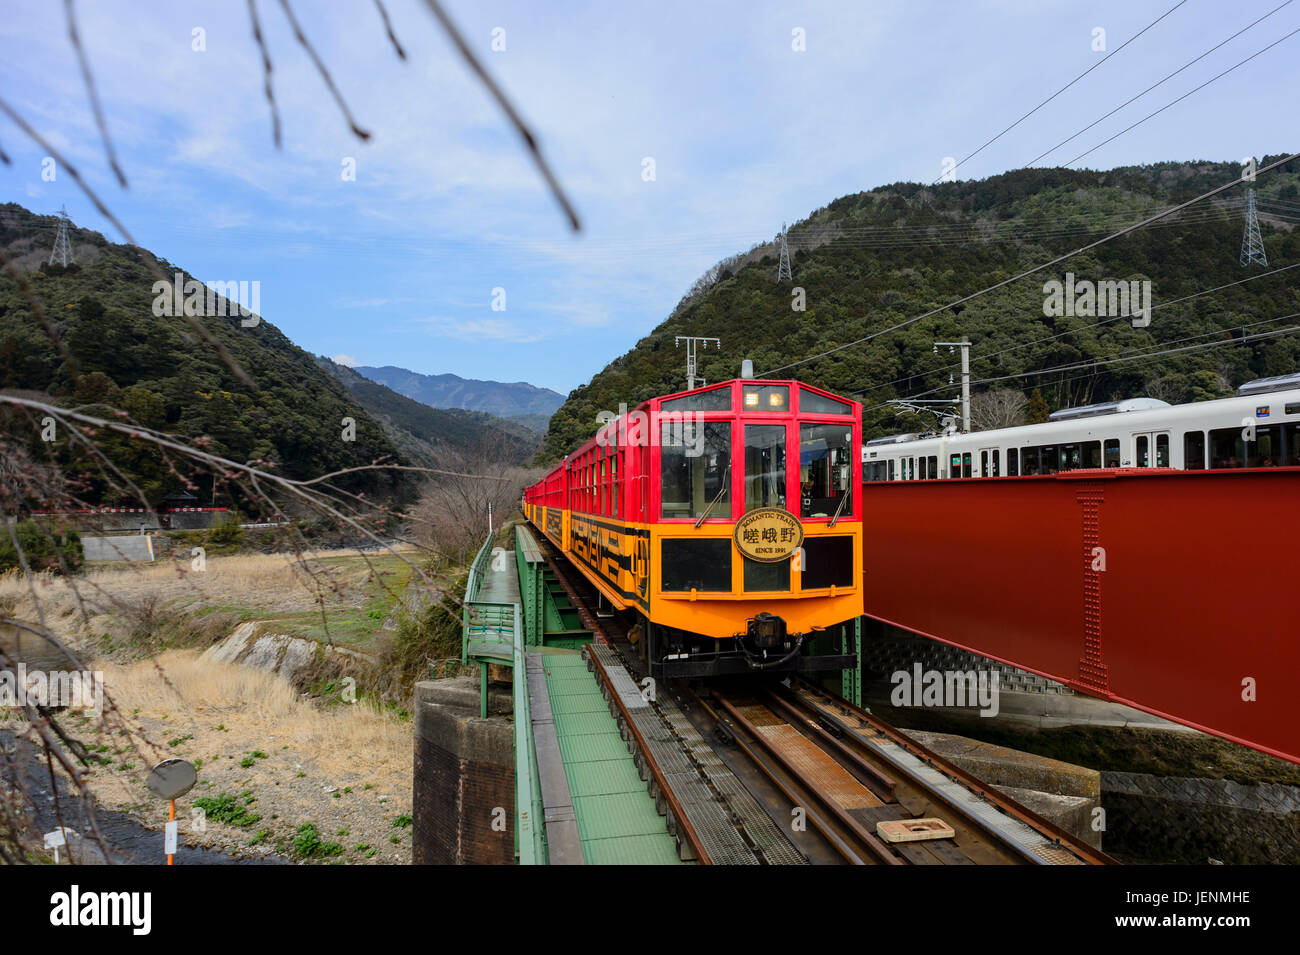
(788, 680, 1116, 865)
(713, 694, 906, 866)
(693, 694, 865, 865)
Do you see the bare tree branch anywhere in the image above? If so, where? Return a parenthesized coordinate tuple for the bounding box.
(277, 0, 372, 141)
(247, 0, 282, 148)
(421, 0, 581, 231)
(374, 0, 407, 60)
(63, 0, 127, 188)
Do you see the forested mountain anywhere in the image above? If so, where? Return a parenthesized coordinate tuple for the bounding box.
(541, 157, 1300, 462)
(355, 365, 563, 421)
(317, 358, 539, 467)
(0, 203, 492, 508)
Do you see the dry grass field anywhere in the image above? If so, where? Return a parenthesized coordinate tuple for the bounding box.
(70, 649, 414, 863)
(0, 547, 424, 656)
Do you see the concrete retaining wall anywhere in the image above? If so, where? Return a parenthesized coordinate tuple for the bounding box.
(905, 728, 1103, 849)
(1101, 771, 1300, 864)
(81, 535, 157, 562)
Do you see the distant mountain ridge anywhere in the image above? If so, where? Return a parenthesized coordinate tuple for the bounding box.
(317, 358, 538, 466)
(0, 201, 527, 507)
(355, 365, 563, 421)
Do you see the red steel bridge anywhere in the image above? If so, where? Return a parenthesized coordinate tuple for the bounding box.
(861, 466, 1300, 765)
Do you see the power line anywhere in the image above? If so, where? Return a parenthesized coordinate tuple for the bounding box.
(934, 0, 1188, 184)
(864, 312, 1300, 413)
(762, 152, 1300, 378)
(1060, 26, 1300, 168)
(926, 323, 1300, 410)
(972, 313, 1300, 386)
(1026, 0, 1295, 168)
(847, 260, 1300, 400)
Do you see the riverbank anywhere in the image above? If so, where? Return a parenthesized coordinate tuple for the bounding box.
(1, 548, 438, 864)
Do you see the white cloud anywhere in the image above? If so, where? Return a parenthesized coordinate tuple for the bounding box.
(332, 353, 358, 366)
(414, 315, 547, 344)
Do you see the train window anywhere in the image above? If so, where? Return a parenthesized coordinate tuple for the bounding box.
(887, 459, 895, 481)
(929, 455, 938, 478)
(742, 385, 789, 412)
(799, 424, 853, 518)
(1104, 439, 1120, 467)
(1061, 444, 1081, 471)
(949, 453, 961, 478)
(800, 390, 852, 415)
(1081, 441, 1102, 469)
(908, 457, 915, 481)
(661, 539, 731, 592)
(1007, 448, 1018, 476)
(745, 425, 787, 511)
(1156, 433, 1170, 468)
(1021, 448, 1040, 476)
(961, 452, 972, 478)
(1287, 425, 1300, 466)
(744, 556, 790, 592)
(800, 536, 854, 589)
(1039, 446, 1059, 475)
(1184, 431, 1206, 470)
(1136, 435, 1149, 467)
(1210, 428, 1245, 468)
(1249, 425, 1281, 467)
(660, 421, 732, 519)
(662, 388, 730, 413)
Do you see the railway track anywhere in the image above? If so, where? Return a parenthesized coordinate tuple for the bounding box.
(531, 524, 1114, 866)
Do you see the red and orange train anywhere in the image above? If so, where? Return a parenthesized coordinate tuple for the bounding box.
(524, 376, 863, 678)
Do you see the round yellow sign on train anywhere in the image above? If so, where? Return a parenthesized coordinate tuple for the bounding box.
(733, 508, 803, 563)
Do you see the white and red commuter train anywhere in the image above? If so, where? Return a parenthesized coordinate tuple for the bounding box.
(862, 373, 1300, 481)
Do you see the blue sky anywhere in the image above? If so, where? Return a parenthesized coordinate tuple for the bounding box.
(1, 0, 1295, 394)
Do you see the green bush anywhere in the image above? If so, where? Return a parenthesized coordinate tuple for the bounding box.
(193, 793, 262, 828)
(0, 520, 82, 574)
(207, 518, 245, 548)
(294, 822, 344, 859)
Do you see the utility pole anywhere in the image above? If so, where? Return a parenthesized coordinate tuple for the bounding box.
(1240, 189, 1267, 267)
(49, 205, 74, 267)
(934, 337, 971, 433)
(674, 336, 720, 390)
(777, 224, 793, 281)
